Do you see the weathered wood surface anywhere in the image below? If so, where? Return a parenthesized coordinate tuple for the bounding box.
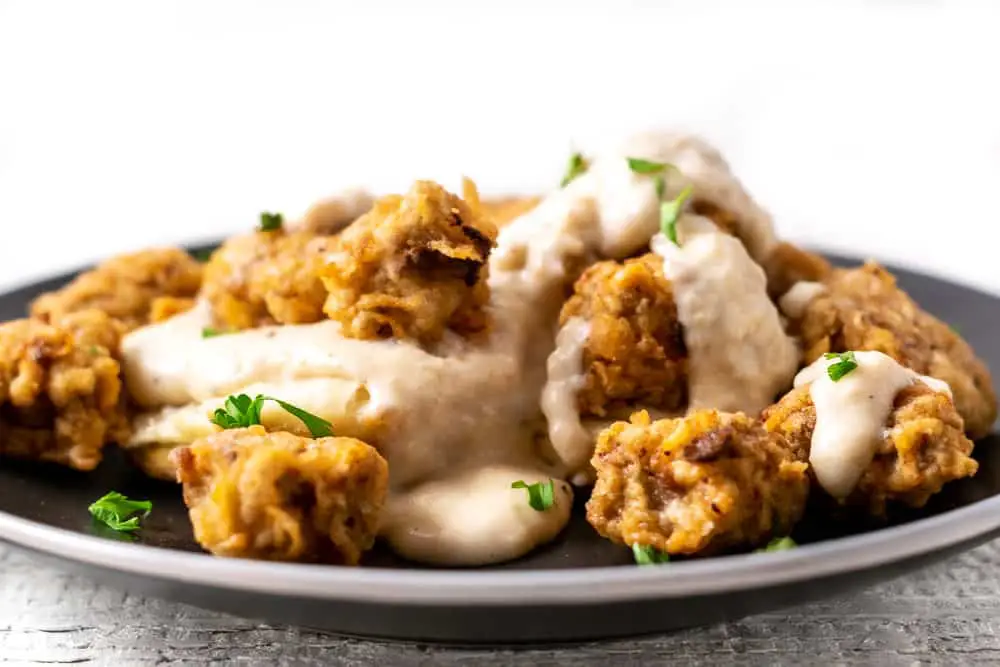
(3, 542, 1000, 666)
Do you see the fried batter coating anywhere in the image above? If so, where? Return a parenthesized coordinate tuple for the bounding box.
(322, 180, 498, 344)
(175, 426, 389, 564)
(763, 242, 833, 300)
(480, 197, 541, 227)
(764, 382, 978, 515)
(0, 310, 128, 470)
(798, 262, 997, 438)
(460, 177, 540, 229)
(200, 229, 332, 330)
(31, 248, 203, 331)
(587, 410, 809, 556)
(560, 253, 687, 418)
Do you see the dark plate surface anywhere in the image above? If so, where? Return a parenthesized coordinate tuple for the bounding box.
(0, 251, 998, 644)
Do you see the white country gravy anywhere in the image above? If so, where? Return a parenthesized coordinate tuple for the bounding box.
(652, 216, 799, 415)
(122, 130, 788, 566)
(795, 351, 952, 499)
(779, 280, 827, 319)
(540, 317, 593, 478)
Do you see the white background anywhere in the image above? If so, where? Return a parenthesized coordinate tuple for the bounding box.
(1, 1, 998, 294)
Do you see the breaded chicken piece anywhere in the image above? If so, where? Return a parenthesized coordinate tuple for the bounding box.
(0, 310, 129, 470)
(174, 426, 388, 565)
(31, 248, 203, 331)
(200, 229, 333, 331)
(560, 253, 687, 418)
(797, 262, 997, 438)
(322, 181, 498, 345)
(587, 410, 809, 556)
(764, 382, 978, 516)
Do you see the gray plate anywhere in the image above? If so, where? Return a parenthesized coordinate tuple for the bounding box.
(0, 251, 998, 644)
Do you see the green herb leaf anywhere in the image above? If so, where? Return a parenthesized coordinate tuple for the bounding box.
(263, 396, 334, 438)
(511, 479, 556, 511)
(949, 323, 962, 334)
(210, 393, 333, 438)
(626, 157, 669, 174)
(201, 327, 227, 339)
(259, 211, 284, 232)
(632, 543, 670, 565)
(189, 248, 215, 262)
(560, 152, 589, 187)
(823, 351, 858, 382)
(756, 536, 797, 552)
(88, 491, 152, 533)
(660, 184, 694, 245)
(654, 174, 666, 200)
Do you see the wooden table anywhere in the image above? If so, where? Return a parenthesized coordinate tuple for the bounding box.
(2, 542, 1000, 665)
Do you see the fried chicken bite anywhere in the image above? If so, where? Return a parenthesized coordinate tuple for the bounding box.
(174, 426, 388, 565)
(322, 180, 498, 345)
(0, 310, 128, 470)
(31, 248, 203, 331)
(764, 381, 978, 516)
(587, 410, 809, 556)
(200, 227, 332, 331)
(560, 253, 687, 419)
(796, 262, 997, 438)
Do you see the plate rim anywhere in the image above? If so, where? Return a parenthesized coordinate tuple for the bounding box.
(2, 489, 1000, 605)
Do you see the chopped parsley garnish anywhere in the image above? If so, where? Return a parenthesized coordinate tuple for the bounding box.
(626, 157, 669, 175)
(560, 152, 589, 187)
(823, 351, 858, 382)
(660, 184, 694, 245)
(210, 393, 333, 438)
(88, 491, 152, 533)
(756, 536, 797, 552)
(511, 479, 556, 511)
(189, 248, 215, 262)
(201, 327, 227, 339)
(632, 543, 670, 565)
(259, 211, 284, 232)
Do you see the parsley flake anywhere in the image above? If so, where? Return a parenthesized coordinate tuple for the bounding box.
(660, 184, 694, 245)
(201, 327, 227, 339)
(560, 152, 589, 187)
(823, 351, 858, 382)
(511, 479, 556, 511)
(756, 536, 797, 552)
(88, 491, 152, 533)
(210, 393, 333, 438)
(626, 157, 669, 175)
(632, 543, 670, 565)
(259, 211, 284, 232)
(189, 248, 215, 262)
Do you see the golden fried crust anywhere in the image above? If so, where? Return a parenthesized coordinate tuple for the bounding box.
(479, 196, 541, 227)
(798, 262, 997, 438)
(764, 242, 833, 300)
(587, 410, 809, 556)
(175, 426, 389, 565)
(200, 229, 333, 330)
(322, 180, 498, 345)
(0, 310, 129, 470)
(560, 253, 687, 418)
(31, 248, 203, 331)
(764, 383, 978, 515)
